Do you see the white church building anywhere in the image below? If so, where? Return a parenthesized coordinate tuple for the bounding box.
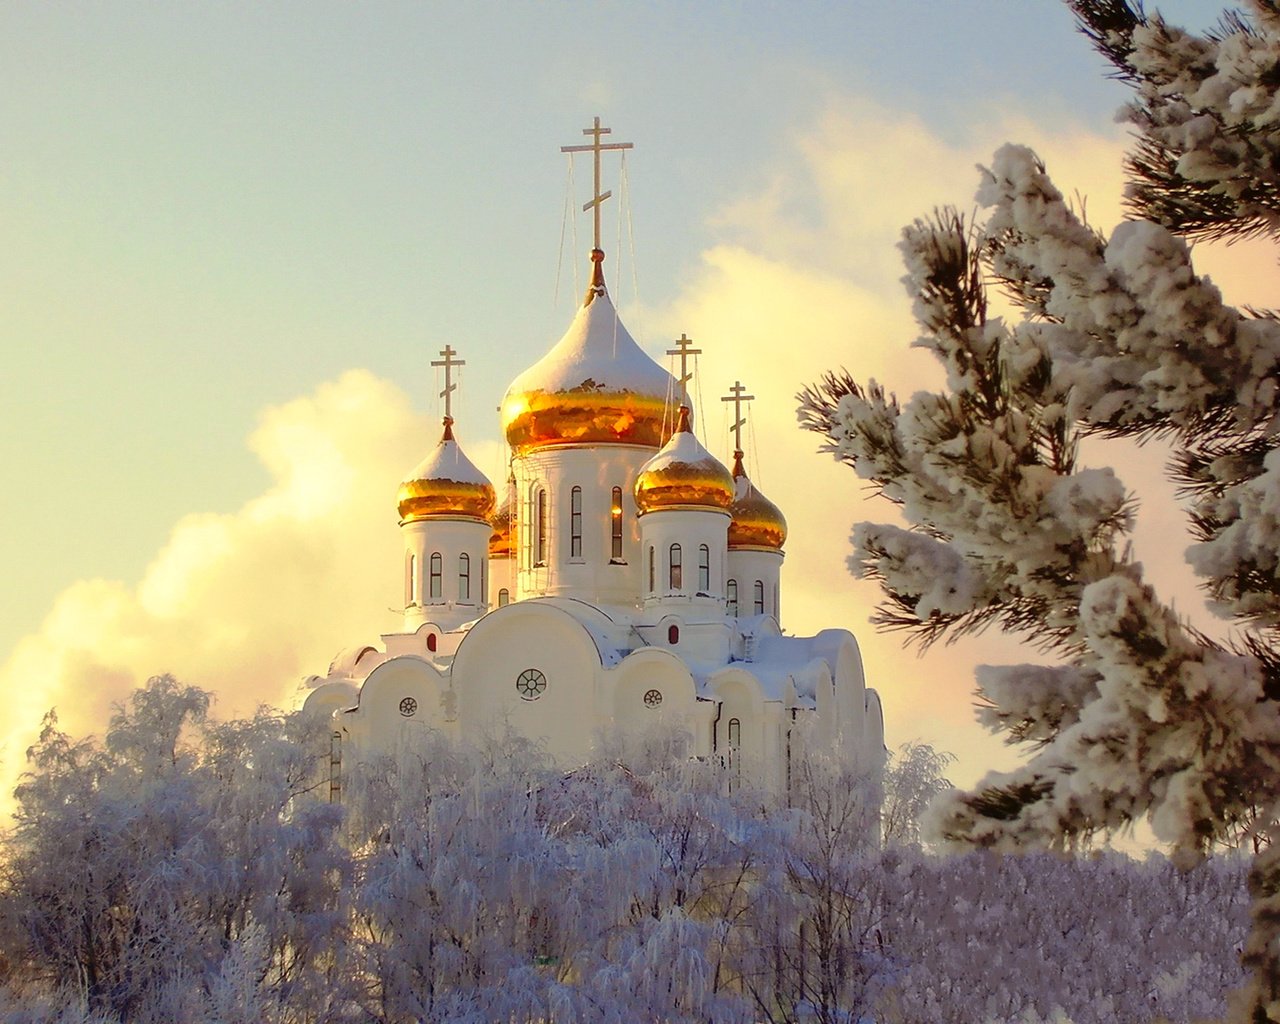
(302, 120, 885, 796)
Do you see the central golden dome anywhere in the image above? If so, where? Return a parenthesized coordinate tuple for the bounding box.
(634, 407, 735, 513)
(501, 250, 680, 455)
(398, 419, 497, 524)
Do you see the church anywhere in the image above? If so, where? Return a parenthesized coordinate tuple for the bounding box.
(302, 120, 885, 796)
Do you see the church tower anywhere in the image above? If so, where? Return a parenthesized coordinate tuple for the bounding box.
(396, 346, 496, 633)
(498, 120, 680, 612)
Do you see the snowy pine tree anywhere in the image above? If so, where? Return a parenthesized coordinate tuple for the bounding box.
(798, 1, 1280, 1017)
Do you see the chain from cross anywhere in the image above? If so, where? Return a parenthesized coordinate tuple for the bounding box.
(561, 116, 633, 253)
(666, 333, 702, 408)
(431, 345, 465, 421)
(720, 381, 756, 454)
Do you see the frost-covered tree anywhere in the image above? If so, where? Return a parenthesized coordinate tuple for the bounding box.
(797, 1, 1280, 1016)
(880, 741, 955, 849)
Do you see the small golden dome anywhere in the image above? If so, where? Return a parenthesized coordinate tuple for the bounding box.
(501, 250, 680, 455)
(489, 499, 513, 558)
(728, 451, 787, 550)
(634, 407, 735, 514)
(398, 418, 497, 524)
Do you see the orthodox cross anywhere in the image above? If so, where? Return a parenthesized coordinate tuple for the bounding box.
(431, 344, 464, 420)
(561, 116, 633, 252)
(720, 380, 755, 453)
(666, 333, 701, 408)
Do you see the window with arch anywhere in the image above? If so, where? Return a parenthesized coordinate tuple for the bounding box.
(774, 583, 780, 621)
(669, 543, 683, 591)
(498, 588, 510, 607)
(481, 557, 487, 604)
(427, 633, 438, 653)
(535, 488, 548, 565)
(459, 553, 471, 601)
(570, 486, 583, 558)
(726, 579, 738, 616)
(668, 623, 680, 645)
(648, 545, 655, 594)
(753, 579, 765, 615)
(408, 553, 418, 605)
(429, 553, 442, 599)
(698, 544, 710, 592)
(728, 717, 741, 748)
(610, 487, 624, 560)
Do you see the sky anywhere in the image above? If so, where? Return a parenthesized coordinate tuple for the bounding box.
(3, 1, 1276, 822)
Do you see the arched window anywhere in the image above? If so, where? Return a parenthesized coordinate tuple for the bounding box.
(728, 718, 741, 748)
(498, 588, 510, 607)
(570, 486, 583, 558)
(669, 543, 683, 591)
(753, 579, 765, 615)
(408, 553, 418, 605)
(430, 553, 442, 599)
(611, 487, 624, 560)
(427, 633, 438, 653)
(668, 623, 680, 645)
(648, 545, 655, 594)
(459, 553, 471, 601)
(698, 544, 710, 592)
(726, 579, 738, 617)
(774, 583, 780, 621)
(535, 488, 548, 565)
(481, 557, 487, 604)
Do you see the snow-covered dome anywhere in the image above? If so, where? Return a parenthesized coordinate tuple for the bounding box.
(634, 407, 734, 514)
(398, 418, 496, 524)
(500, 250, 680, 455)
(727, 451, 787, 550)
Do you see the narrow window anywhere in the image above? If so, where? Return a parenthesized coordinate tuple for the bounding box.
(570, 486, 583, 558)
(430, 553, 442, 599)
(668, 624, 680, 645)
(536, 489, 547, 565)
(669, 543, 682, 591)
(648, 545, 655, 593)
(459, 553, 471, 601)
(753, 579, 764, 615)
(774, 583, 780, 621)
(408, 553, 418, 605)
(427, 632, 438, 653)
(698, 544, 710, 593)
(611, 487, 624, 559)
(728, 718, 741, 748)
(481, 557, 487, 604)
(498, 588, 510, 607)
(726, 579, 738, 616)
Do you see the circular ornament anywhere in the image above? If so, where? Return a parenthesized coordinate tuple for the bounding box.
(516, 668, 547, 701)
(643, 689, 663, 708)
(399, 697, 418, 718)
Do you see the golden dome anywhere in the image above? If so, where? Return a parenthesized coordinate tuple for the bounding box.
(489, 498, 513, 558)
(501, 250, 680, 455)
(398, 418, 497, 524)
(634, 407, 735, 514)
(728, 451, 787, 550)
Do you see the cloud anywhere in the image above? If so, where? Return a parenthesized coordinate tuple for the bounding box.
(0, 370, 428, 805)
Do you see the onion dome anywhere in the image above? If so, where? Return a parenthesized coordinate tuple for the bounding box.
(634, 407, 735, 514)
(727, 451, 787, 550)
(398, 417, 496, 524)
(489, 498, 513, 557)
(501, 250, 680, 454)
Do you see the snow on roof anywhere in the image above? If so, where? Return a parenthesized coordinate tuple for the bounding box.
(503, 289, 677, 404)
(404, 432, 492, 487)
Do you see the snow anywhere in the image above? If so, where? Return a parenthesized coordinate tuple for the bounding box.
(404, 430, 492, 487)
(502, 289, 679, 408)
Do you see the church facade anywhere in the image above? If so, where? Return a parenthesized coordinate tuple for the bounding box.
(302, 123, 884, 796)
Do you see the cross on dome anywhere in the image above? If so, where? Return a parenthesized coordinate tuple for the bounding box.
(431, 344, 465, 421)
(561, 116, 633, 254)
(721, 380, 756, 455)
(666, 333, 702, 409)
